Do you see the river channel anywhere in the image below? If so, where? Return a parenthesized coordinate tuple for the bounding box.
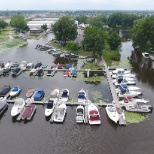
(0, 34, 154, 154)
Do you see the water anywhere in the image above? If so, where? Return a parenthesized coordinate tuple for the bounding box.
(0, 34, 154, 154)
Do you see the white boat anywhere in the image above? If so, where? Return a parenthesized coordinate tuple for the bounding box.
(119, 96, 149, 106)
(142, 52, 150, 59)
(76, 105, 85, 123)
(9, 86, 22, 97)
(112, 73, 135, 79)
(88, 103, 101, 125)
(53, 103, 67, 122)
(114, 79, 136, 87)
(123, 103, 153, 113)
(59, 89, 69, 101)
(118, 90, 141, 98)
(106, 104, 119, 124)
(5, 61, 13, 69)
(11, 98, 25, 117)
(78, 89, 86, 103)
(19, 61, 27, 69)
(112, 68, 130, 76)
(45, 100, 55, 117)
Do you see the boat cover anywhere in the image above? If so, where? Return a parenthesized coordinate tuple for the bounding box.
(66, 63, 72, 69)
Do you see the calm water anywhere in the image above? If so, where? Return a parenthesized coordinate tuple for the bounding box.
(0, 35, 154, 154)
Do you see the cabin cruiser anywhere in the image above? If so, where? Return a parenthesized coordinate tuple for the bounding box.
(106, 104, 119, 124)
(119, 96, 149, 106)
(11, 98, 25, 117)
(53, 103, 67, 123)
(123, 103, 153, 113)
(88, 103, 101, 125)
(118, 86, 141, 98)
(76, 105, 85, 123)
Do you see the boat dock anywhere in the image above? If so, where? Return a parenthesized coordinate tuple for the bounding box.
(103, 60, 126, 126)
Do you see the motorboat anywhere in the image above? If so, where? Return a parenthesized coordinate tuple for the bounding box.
(114, 79, 136, 87)
(78, 89, 86, 103)
(3, 68, 11, 76)
(0, 85, 11, 97)
(88, 103, 101, 125)
(35, 69, 44, 76)
(76, 105, 85, 123)
(57, 63, 63, 69)
(123, 103, 153, 113)
(42, 64, 48, 68)
(12, 62, 19, 67)
(34, 61, 42, 69)
(45, 100, 55, 117)
(50, 89, 59, 101)
(59, 89, 69, 101)
(116, 84, 142, 94)
(5, 61, 13, 69)
(112, 73, 135, 79)
(26, 88, 35, 98)
(142, 52, 150, 59)
(118, 86, 141, 98)
(51, 63, 57, 69)
(0, 98, 8, 115)
(111, 68, 129, 76)
(53, 103, 67, 123)
(19, 61, 27, 69)
(70, 69, 77, 77)
(26, 63, 34, 69)
(11, 67, 22, 77)
(106, 104, 119, 124)
(11, 98, 25, 117)
(9, 86, 22, 97)
(113, 75, 135, 84)
(63, 70, 70, 77)
(0, 61, 4, 68)
(29, 68, 37, 76)
(32, 88, 45, 101)
(21, 103, 36, 120)
(119, 96, 149, 106)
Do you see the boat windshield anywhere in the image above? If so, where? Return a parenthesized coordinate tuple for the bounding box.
(47, 102, 53, 109)
(77, 108, 83, 114)
(78, 94, 85, 99)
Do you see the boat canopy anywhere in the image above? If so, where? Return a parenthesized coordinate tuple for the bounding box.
(62, 90, 68, 97)
(51, 91, 57, 98)
(71, 69, 77, 75)
(78, 94, 85, 99)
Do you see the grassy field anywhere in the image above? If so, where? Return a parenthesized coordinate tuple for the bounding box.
(0, 26, 27, 53)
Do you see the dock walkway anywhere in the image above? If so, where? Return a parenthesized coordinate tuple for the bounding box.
(102, 59, 126, 126)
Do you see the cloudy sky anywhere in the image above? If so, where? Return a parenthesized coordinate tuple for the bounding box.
(0, 0, 154, 10)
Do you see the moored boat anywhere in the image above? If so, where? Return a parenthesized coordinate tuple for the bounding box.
(142, 52, 150, 59)
(76, 105, 85, 123)
(26, 88, 35, 98)
(32, 88, 45, 101)
(21, 103, 36, 120)
(9, 86, 22, 97)
(53, 103, 67, 123)
(88, 103, 101, 125)
(45, 100, 55, 117)
(0, 98, 8, 115)
(106, 104, 119, 124)
(78, 89, 86, 103)
(59, 89, 69, 101)
(11, 98, 25, 117)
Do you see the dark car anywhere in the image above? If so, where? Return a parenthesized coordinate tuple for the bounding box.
(0, 61, 4, 68)
(3, 68, 11, 76)
(11, 67, 21, 77)
(35, 62, 42, 69)
(0, 85, 11, 97)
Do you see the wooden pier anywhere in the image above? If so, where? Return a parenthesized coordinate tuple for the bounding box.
(103, 59, 126, 126)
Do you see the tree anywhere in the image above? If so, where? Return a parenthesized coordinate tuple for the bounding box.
(10, 15, 27, 30)
(88, 15, 107, 28)
(52, 16, 77, 46)
(66, 41, 79, 51)
(82, 26, 106, 59)
(131, 16, 154, 52)
(0, 20, 7, 29)
(74, 16, 88, 24)
(107, 30, 121, 50)
(41, 24, 47, 31)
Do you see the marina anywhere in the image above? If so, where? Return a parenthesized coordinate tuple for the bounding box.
(0, 33, 154, 154)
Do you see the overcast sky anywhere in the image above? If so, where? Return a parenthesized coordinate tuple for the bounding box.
(0, 0, 154, 10)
